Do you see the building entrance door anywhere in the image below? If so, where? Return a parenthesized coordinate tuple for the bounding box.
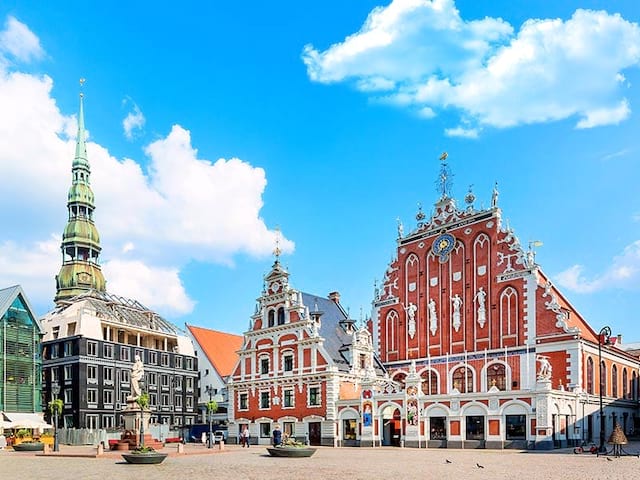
(308, 422, 321, 446)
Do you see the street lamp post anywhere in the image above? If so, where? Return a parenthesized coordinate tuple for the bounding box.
(51, 382, 61, 452)
(205, 385, 213, 449)
(598, 325, 612, 453)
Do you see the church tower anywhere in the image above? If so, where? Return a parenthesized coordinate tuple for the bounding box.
(54, 86, 106, 303)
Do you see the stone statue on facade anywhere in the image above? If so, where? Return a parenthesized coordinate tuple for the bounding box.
(536, 355, 552, 381)
(405, 302, 417, 339)
(474, 287, 487, 328)
(428, 298, 438, 336)
(451, 294, 463, 332)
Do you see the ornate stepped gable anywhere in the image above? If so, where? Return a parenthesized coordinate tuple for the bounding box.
(374, 153, 588, 368)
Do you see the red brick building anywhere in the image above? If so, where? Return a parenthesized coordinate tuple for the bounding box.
(363, 157, 639, 449)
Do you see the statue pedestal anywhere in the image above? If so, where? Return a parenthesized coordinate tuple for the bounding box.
(118, 401, 163, 450)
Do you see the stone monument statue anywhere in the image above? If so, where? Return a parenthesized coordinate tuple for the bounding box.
(130, 354, 144, 400)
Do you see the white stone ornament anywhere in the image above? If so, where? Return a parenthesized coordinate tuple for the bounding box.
(474, 287, 487, 328)
(405, 302, 417, 339)
(451, 294, 463, 332)
(428, 298, 438, 336)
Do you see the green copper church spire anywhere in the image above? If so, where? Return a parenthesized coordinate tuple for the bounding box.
(54, 81, 106, 303)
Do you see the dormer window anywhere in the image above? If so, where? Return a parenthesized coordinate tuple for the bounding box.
(268, 310, 275, 328)
(277, 307, 285, 325)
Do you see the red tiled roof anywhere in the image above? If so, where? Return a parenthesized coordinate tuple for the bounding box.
(187, 324, 243, 377)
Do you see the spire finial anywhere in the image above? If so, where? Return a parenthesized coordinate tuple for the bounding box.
(75, 79, 88, 166)
(436, 152, 453, 199)
(79, 77, 85, 96)
(273, 226, 282, 262)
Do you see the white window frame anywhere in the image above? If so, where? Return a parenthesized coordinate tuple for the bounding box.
(308, 384, 321, 407)
(259, 390, 270, 409)
(87, 341, 98, 356)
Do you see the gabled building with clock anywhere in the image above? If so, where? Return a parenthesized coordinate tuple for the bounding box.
(226, 254, 387, 446)
(359, 155, 640, 449)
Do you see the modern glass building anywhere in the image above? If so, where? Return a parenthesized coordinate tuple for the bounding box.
(0, 285, 43, 417)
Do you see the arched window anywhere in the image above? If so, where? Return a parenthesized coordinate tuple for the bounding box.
(268, 310, 275, 328)
(632, 371, 638, 401)
(393, 372, 407, 390)
(420, 369, 438, 395)
(600, 361, 607, 396)
(612, 365, 618, 398)
(486, 363, 506, 390)
(586, 357, 594, 394)
(277, 307, 285, 325)
(452, 366, 473, 393)
(385, 311, 399, 353)
(622, 368, 628, 399)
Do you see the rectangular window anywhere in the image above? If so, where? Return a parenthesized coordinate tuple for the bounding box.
(120, 347, 130, 362)
(51, 367, 59, 382)
(67, 322, 77, 336)
(150, 393, 157, 406)
(260, 391, 270, 409)
(64, 341, 73, 356)
(284, 355, 293, 372)
(64, 365, 73, 381)
(162, 394, 170, 406)
(161, 374, 169, 388)
(175, 376, 183, 390)
(186, 377, 194, 391)
(505, 415, 526, 440)
(103, 390, 114, 406)
(52, 326, 60, 340)
(343, 419, 357, 440)
(239, 393, 248, 410)
(102, 415, 114, 429)
(104, 344, 113, 359)
(174, 395, 183, 407)
(308, 386, 320, 406)
(161, 354, 169, 366)
(149, 351, 157, 364)
(87, 389, 98, 404)
(87, 365, 98, 383)
(260, 358, 269, 374)
(148, 372, 157, 388)
(283, 422, 294, 438)
(86, 414, 99, 430)
(64, 389, 72, 404)
(283, 389, 294, 408)
(466, 415, 485, 440)
(185, 417, 194, 425)
(87, 341, 97, 356)
(260, 422, 271, 437)
(430, 417, 446, 440)
(175, 356, 183, 369)
(185, 358, 193, 370)
(186, 396, 193, 409)
(122, 370, 130, 384)
(103, 367, 113, 384)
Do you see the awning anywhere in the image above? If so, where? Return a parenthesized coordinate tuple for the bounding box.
(0, 412, 53, 430)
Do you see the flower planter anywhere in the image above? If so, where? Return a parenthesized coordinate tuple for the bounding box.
(13, 442, 45, 452)
(121, 452, 168, 464)
(266, 446, 317, 457)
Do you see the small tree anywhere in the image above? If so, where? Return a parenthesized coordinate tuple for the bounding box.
(49, 398, 63, 417)
(206, 400, 218, 415)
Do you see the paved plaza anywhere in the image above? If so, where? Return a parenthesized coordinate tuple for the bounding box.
(1, 443, 639, 480)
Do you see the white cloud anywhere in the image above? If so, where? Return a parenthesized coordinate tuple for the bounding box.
(0, 16, 44, 65)
(102, 260, 194, 316)
(303, 0, 640, 133)
(445, 126, 479, 138)
(556, 240, 640, 293)
(122, 102, 145, 140)
(0, 16, 293, 317)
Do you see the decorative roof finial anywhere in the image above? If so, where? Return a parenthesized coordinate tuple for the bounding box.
(415, 202, 426, 225)
(465, 184, 476, 211)
(79, 77, 86, 96)
(436, 152, 453, 199)
(396, 217, 404, 238)
(273, 226, 282, 263)
(491, 182, 499, 208)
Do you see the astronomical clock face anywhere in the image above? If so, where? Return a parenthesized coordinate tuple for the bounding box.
(432, 233, 456, 263)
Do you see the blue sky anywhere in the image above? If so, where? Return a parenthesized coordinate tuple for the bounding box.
(0, 0, 639, 342)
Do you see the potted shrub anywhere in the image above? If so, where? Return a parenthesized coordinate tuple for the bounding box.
(13, 430, 44, 451)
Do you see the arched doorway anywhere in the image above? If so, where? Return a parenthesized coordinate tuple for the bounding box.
(381, 405, 402, 446)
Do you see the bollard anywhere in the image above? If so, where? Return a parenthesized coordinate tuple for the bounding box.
(177, 443, 184, 454)
(43, 443, 51, 455)
(218, 440, 224, 450)
(97, 443, 104, 456)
